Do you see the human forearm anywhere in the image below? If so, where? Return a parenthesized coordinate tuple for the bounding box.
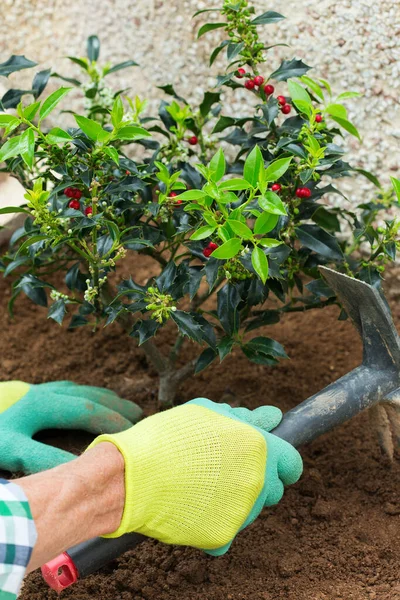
(16, 442, 125, 572)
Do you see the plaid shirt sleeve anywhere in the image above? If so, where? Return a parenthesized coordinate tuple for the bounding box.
(0, 479, 37, 600)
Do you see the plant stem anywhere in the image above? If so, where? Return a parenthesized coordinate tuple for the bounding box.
(100, 284, 170, 375)
(170, 335, 185, 363)
(280, 299, 334, 313)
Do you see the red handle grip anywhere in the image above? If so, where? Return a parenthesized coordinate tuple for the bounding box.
(41, 552, 79, 592)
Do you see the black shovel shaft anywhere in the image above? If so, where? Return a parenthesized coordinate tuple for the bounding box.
(61, 363, 399, 581)
(67, 532, 146, 578)
(273, 364, 399, 446)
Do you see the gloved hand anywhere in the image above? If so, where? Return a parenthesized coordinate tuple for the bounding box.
(0, 381, 142, 474)
(89, 398, 302, 555)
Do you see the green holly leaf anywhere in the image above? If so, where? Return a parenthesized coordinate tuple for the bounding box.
(219, 178, 252, 191)
(212, 115, 236, 133)
(39, 87, 71, 121)
(103, 146, 119, 164)
(244, 145, 263, 187)
(296, 224, 343, 260)
(242, 336, 287, 364)
(258, 238, 283, 248)
(171, 311, 203, 342)
(287, 80, 312, 115)
(251, 11, 285, 25)
(251, 246, 269, 283)
(0, 55, 37, 77)
(111, 96, 123, 127)
(270, 58, 311, 82)
(48, 299, 67, 325)
(258, 191, 287, 215)
(87, 35, 100, 62)
(195, 348, 218, 374)
(105, 60, 139, 75)
(325, 103, 347, 119)
(20, 128, 35, 169)
(197, 23, 227, 38)
(329, 115, 361, 141)
(46, 127, 73, 144)
(200, 91, 221, 117)
(75, 115, 110, 142)
(264, 157, 292, 182)
(115, 125, 151, 140)
(212, 238, 242, 259)
(336, 91, 362, 100)
(190, 226, 216, 240)
(178, 190, 207, 200)
(23, 101, 41, 121)
(0, 206, 30, 215)
(300, 75, 324, 100)
(227, 220, 253, 239)
(0, 114, 20, 126)
(209, 147, 226, 182)
(254, 212, 279, 235)
(0, 135, 22, 162)
(391, 176, 400, 202)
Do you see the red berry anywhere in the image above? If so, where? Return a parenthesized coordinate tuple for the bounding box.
(271, 183, 282, 193)
(264, 84, 275, 96)
(170, 192, 178, 198)
(237, 68, 246, 78)
(203, 248, 212, 258)
(208, 242, 218, 251)
(315, 114, 323, 123)
(188, 136, 198, 145)
(253, 75, 264, 87)
(295, 187, 311, 199)
(65, 187, 82, 199)
(281, 104, 291, 114)
(175, 199, 183, 205)
(84, 206, 93, 216)
(277, 95, 286, 105)
(125, 170, 130, 175)
(245, 80, 256, 90)
(68, 199, 80, 210)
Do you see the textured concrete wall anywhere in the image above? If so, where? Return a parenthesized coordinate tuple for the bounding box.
(0, 0, 399, 209)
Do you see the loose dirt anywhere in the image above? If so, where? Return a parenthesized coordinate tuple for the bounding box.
(1, 255, 399, 600)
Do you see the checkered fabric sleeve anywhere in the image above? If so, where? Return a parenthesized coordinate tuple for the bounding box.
(0, 479, 37, 600)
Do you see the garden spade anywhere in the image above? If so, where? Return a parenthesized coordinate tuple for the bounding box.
(41, 267, 400, 592)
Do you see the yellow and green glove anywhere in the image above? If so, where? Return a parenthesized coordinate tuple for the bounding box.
(89, 398, 303, 555)
(0, 381, 142, 474)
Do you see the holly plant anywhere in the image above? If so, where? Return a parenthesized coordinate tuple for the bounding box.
(0, 0, 398, 405)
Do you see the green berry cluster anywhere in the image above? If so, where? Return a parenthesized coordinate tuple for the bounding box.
(145, 287, 177, 323)
(223, 258, 253, 281)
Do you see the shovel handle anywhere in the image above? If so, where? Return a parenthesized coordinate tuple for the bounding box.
(41, 363, 399, 591)
(41, 532, 146, 592)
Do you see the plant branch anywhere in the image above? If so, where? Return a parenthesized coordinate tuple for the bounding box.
(141, 339, 170, 374)
(100, 284, 170, 375)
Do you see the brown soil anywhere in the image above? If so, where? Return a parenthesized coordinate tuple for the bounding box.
(1, 255, 399, 600)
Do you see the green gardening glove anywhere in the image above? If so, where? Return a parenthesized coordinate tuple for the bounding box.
(89, 397, 303, 555)
(0, 380, 142, 474)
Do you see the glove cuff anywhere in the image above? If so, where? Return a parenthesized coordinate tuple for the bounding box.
(88, 430, 142, 538)
(0, 381, 31, 413)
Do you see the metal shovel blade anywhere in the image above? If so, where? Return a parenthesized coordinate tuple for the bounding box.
(320, 267, 400, 370)
(273, 267, 400, 448)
